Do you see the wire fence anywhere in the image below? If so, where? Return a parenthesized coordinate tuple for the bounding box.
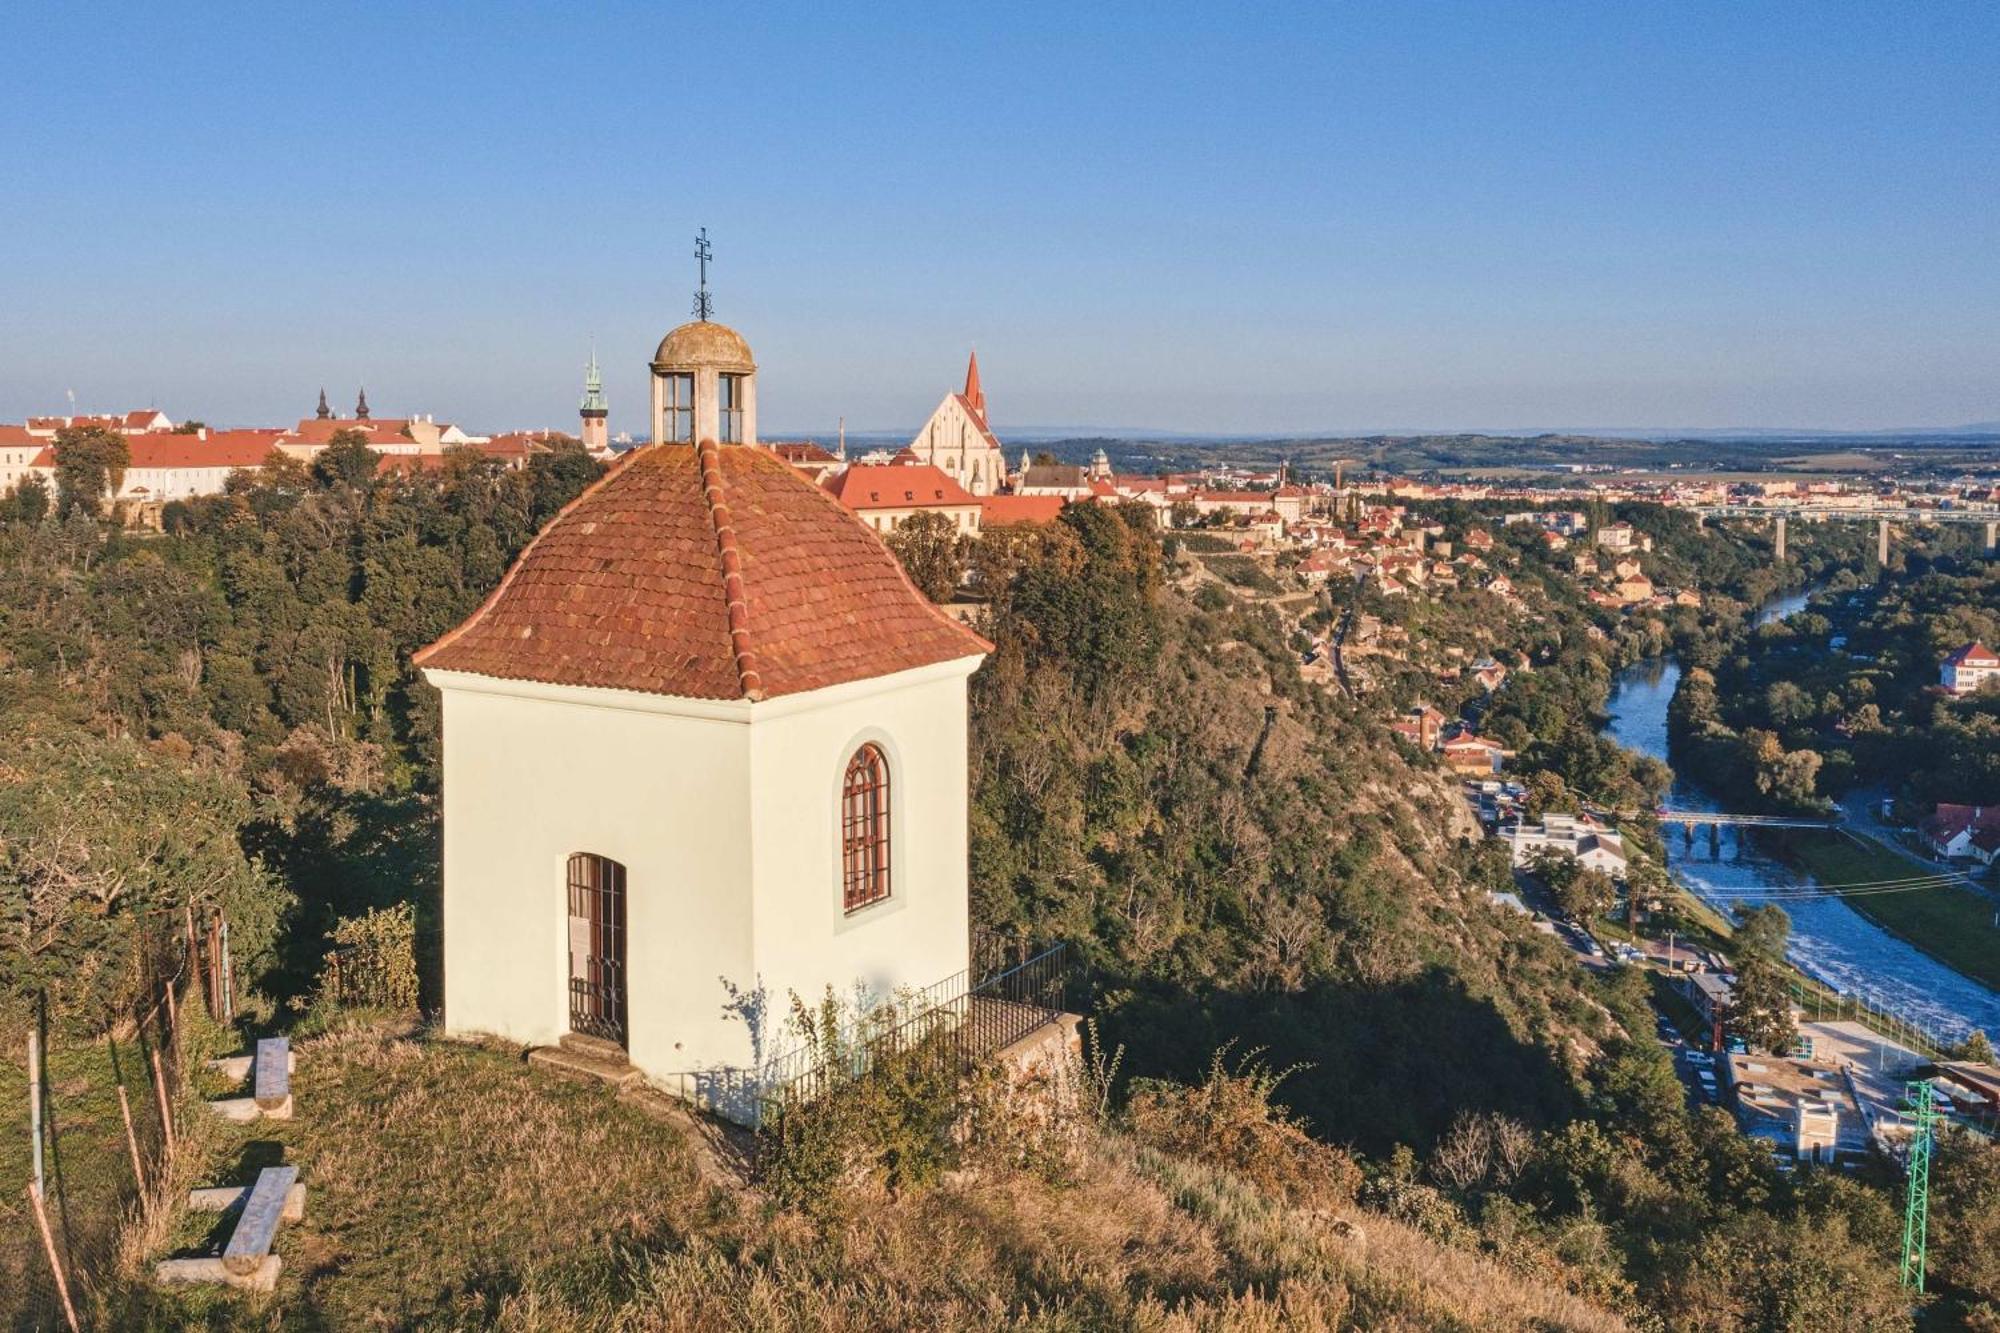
(6, 906, 234, 1330)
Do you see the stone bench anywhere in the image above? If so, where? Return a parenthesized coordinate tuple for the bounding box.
(208, 1036, 293, 1122)
(155, 1165, 303, 1291)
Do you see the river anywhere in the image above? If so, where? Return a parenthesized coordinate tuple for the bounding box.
(1600, 588, 2000, 1043)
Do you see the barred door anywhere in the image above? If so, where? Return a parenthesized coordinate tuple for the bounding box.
(566, 853, 627, 1045)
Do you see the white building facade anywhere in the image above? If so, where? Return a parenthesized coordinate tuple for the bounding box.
(419, 320, 989, 1122)
(907, 352, 1009, 496)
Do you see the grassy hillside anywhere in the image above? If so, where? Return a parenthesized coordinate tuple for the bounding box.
(99, 1021, 1627, 1332)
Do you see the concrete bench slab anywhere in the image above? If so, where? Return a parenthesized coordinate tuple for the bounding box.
(189, 1182, 307, 1222)
(223, 1165, 298, 1276)
(206, 1050, 296, 1082)
(155, 1256, 282, 1291)
(207, 1094, 293, 1122)
(254, 1037, 291, 1110)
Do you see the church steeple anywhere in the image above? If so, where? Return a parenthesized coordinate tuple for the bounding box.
(963, 350, 986, 423)
(316, 387, 331, 420)
(579, 347, 609, 452)
(355, 387, 371, 421)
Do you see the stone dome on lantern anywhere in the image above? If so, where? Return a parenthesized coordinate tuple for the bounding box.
(650, 319, 757, 447)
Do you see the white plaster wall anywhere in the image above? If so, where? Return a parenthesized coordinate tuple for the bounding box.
(431, 674, 757, 1075)
(744, 659, 979, 1061)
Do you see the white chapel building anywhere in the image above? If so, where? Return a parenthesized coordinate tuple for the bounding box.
(907, 351, 1011, 495)
(417, 316, 991, 1120)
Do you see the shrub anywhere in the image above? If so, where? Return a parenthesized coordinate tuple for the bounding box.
(312, 902, 420, 1012)
(1124, 1042, 1359, 1210)
(755, 989, 965, 1217)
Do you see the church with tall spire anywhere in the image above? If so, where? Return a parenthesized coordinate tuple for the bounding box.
(907, 352, 1010, 496)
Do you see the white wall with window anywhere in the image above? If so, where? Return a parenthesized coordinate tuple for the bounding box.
(426, 651, 976, 1117)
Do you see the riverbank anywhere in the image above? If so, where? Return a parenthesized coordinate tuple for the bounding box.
(1762, 829, 2000, 994)
(1602, 654, 2000, 1042)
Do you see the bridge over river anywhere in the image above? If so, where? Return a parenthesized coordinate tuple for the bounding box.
(1690, 503, 2000, 562)
(1601, 646, 2000, 1042)
(1657, 810, 1843, 830)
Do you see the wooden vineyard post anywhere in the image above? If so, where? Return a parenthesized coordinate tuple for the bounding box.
(151, 1046, 175, 1156)
(27, 1029, 44, 1199)
(164, 979, 180, 1060)
(220, 916, 235, 1023)
(118, 1084, 148, 1193)
(27, 1184, 82, 1333)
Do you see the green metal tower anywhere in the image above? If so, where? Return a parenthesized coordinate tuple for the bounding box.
(1900, 1078, 1936, 1293)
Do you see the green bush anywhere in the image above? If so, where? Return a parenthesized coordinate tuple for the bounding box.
(312, 901, 420, 1012)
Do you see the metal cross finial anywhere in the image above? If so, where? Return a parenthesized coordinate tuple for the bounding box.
(693, 227, 714, 321)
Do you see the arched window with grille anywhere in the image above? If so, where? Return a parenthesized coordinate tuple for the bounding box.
(567, 853, 627, 1044)
(841, 744, 892, 913)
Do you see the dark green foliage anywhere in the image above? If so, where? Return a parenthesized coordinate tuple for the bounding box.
(0, 447, 605, 1017)
(0, 703, 284, 1032)
(883, 509, 968, 601)
(51, 423, 131, 517)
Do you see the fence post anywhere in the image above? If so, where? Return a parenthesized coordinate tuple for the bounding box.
(164, 977, 179, 1058)
(220, 916, 235, 1023)
(117, 1082, 148, 1194)
(28, 1183, 82, 1333)
(27, 1029, 44, 1200)
(150, 1046, 175, 1157)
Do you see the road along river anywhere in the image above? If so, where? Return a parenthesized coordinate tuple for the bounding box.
(1600, 590, 2000, 1044)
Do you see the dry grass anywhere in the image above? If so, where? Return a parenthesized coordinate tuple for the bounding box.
(97, 1024, 1626, 1331)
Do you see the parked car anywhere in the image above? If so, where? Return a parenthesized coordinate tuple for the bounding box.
(1724, 1036, 1749, 1055)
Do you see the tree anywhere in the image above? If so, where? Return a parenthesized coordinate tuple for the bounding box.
(883, 510, 968, 602)
(1169, 499, 1198, 530)
(1734, 903, 1791, 963)
(312, 428, 379, 489)
(1725, 954, 1796, 1053)
(0, 706, 287, 1029)
(1, 474, 49, 525)
(1931, 1132, 2000, 1313)
(1949, 1029, 1995, 1065)
(1557, 865, 1617, 924)
(51, 423, 130, 516)
(1524, 770, 1576, 819)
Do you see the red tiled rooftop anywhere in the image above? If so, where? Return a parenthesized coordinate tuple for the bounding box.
(417, 441, 990, 702)
(127, 432, 282, 469)
(823, 463, 977, 511)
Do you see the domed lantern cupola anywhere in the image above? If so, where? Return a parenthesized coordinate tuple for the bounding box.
(650, 227, 757, 447)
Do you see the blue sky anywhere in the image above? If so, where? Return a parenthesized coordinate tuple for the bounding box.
(2, 3, 1996, 436)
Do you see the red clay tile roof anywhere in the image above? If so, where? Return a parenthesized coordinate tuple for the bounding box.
(769, 441, 839, 465)
(824, 463, 977, 511)
(127, 432, 283, 469)
(287, 417, 413, 445)
(417, 440, 990, 701)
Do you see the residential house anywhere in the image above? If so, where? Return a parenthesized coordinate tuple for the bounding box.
(1942, 642, 2000, 696)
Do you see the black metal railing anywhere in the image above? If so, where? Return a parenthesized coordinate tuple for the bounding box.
(659, 943, 1070, 1127)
